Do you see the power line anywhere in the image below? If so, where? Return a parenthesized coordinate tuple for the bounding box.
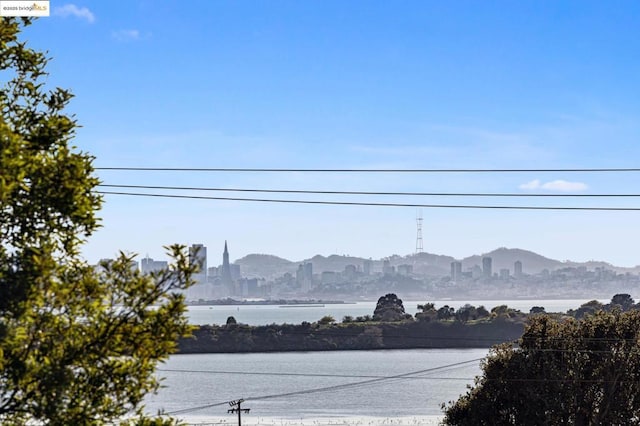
(95, 167, 640, 173)
(97, 184, 640, 198)
(96, 191, 640, 211)
(157, 369, 479, 381)
(162, 352, 640, 417)
(164, 357, 483, 415)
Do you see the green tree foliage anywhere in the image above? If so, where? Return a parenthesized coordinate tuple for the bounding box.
(0, 18, 194, 425)
(437, 305, 454, 321)
(443, 310, 640, 425)
(611, 293, 635, 310)
(373, 293, 410, 322)
(529, 306, 546, 315)
(318, 315, 336, 325)
(415, 303, 437, 322)
(341, 315, 354, 323)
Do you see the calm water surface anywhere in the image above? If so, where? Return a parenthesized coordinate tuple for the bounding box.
(147, 349, 488, 420)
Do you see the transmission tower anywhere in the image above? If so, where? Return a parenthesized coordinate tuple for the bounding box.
(415, 209, 423, 254)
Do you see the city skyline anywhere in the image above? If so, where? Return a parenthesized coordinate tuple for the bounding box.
(23, 1, 640, 267)
(122, 241, 640, 271)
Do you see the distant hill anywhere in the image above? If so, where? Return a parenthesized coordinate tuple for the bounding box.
(405, 252, 456, 276)
(299, 254, 369, 273)
(234, 254, 296, 279)
(461, 247, 562, 275)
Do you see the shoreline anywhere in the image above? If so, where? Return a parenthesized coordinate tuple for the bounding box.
(179, 319, 525, 354)
(176, 415, 444, 425)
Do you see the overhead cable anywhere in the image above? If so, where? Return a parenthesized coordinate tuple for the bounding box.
(95, 167, 640, 173)
(96, 191, 640, 211)
(98, 184, 640, 198)
(164, 357, 483, 415)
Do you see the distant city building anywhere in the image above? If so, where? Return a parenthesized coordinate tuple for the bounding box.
(304, 262, 313, 281)
(140, 256, 168, 274)
(451, 261, 462, 281)
(321, 271, 338, 284)
(189, 244, 208, 300)
(482, 257, 492, 278)
(382, 260, 395, 275)
(221, 241, 234, 294)
(500, 268, 510, 280)
(344, 264, 357, 279)
(471, 265, 482, 279)
(397, 264, 413, 276)
(207, 266, 219, 281)
(514, 261, 523, 279)
(296, 262, 313, 291)
(230, 264, 241, 281)
(363, 259, 372, 275)
(238, 278, 259, 297)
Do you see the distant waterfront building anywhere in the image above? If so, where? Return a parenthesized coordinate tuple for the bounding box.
(230, 263, 241, 281)
(500, 268, 510, 280)
(344, 264, 357, 280)
(471, 265, 482, 279)
(363, 259, 372, 275)
(321, 271, 338, 284)
(382, 260, 395, 275)
(221, 241, 234, 293)
(397, 264, 413, 276)
(188, 244, 208, 300)
(304, 262, 313, 281)
(189, 244, 208, 277)
(451, 261, 462, 281)
(482, 257, 492, 278)
(304, 263, 313, 291)
(296, 262, 313, 291)
(140, 256, 168, 274)
(207, 266, 219, 280)
(238, 278, 259, 297)
(514, 261, 523, 279)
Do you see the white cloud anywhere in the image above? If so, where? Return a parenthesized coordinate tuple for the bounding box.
(519, 179, 542, 190)
(54, 4, 95, 23)
(111, 29, 143, 42)
(541, 180, 589, 192)
(519, 179, 588, 192)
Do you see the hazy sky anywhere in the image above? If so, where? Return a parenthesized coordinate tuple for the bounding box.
(21, 1, 640, 266)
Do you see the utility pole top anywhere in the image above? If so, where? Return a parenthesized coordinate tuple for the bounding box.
(228, 398, 250, 426)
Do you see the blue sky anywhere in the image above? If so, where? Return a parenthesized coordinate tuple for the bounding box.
(20, 1, 640, 266)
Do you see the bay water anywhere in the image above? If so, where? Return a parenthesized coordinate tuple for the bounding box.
(148, 299, 603, 423)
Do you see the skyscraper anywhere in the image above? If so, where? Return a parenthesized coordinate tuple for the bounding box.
(189, 244, 207, 278)
(451, 261, 462, 281)
(514, 260, 523, 279)
(188, 244, 208, 300)
(482, 257, 492, 278)
(221, 240, 233, 292)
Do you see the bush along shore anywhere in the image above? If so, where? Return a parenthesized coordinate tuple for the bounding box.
(177, 293, 638, 354)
